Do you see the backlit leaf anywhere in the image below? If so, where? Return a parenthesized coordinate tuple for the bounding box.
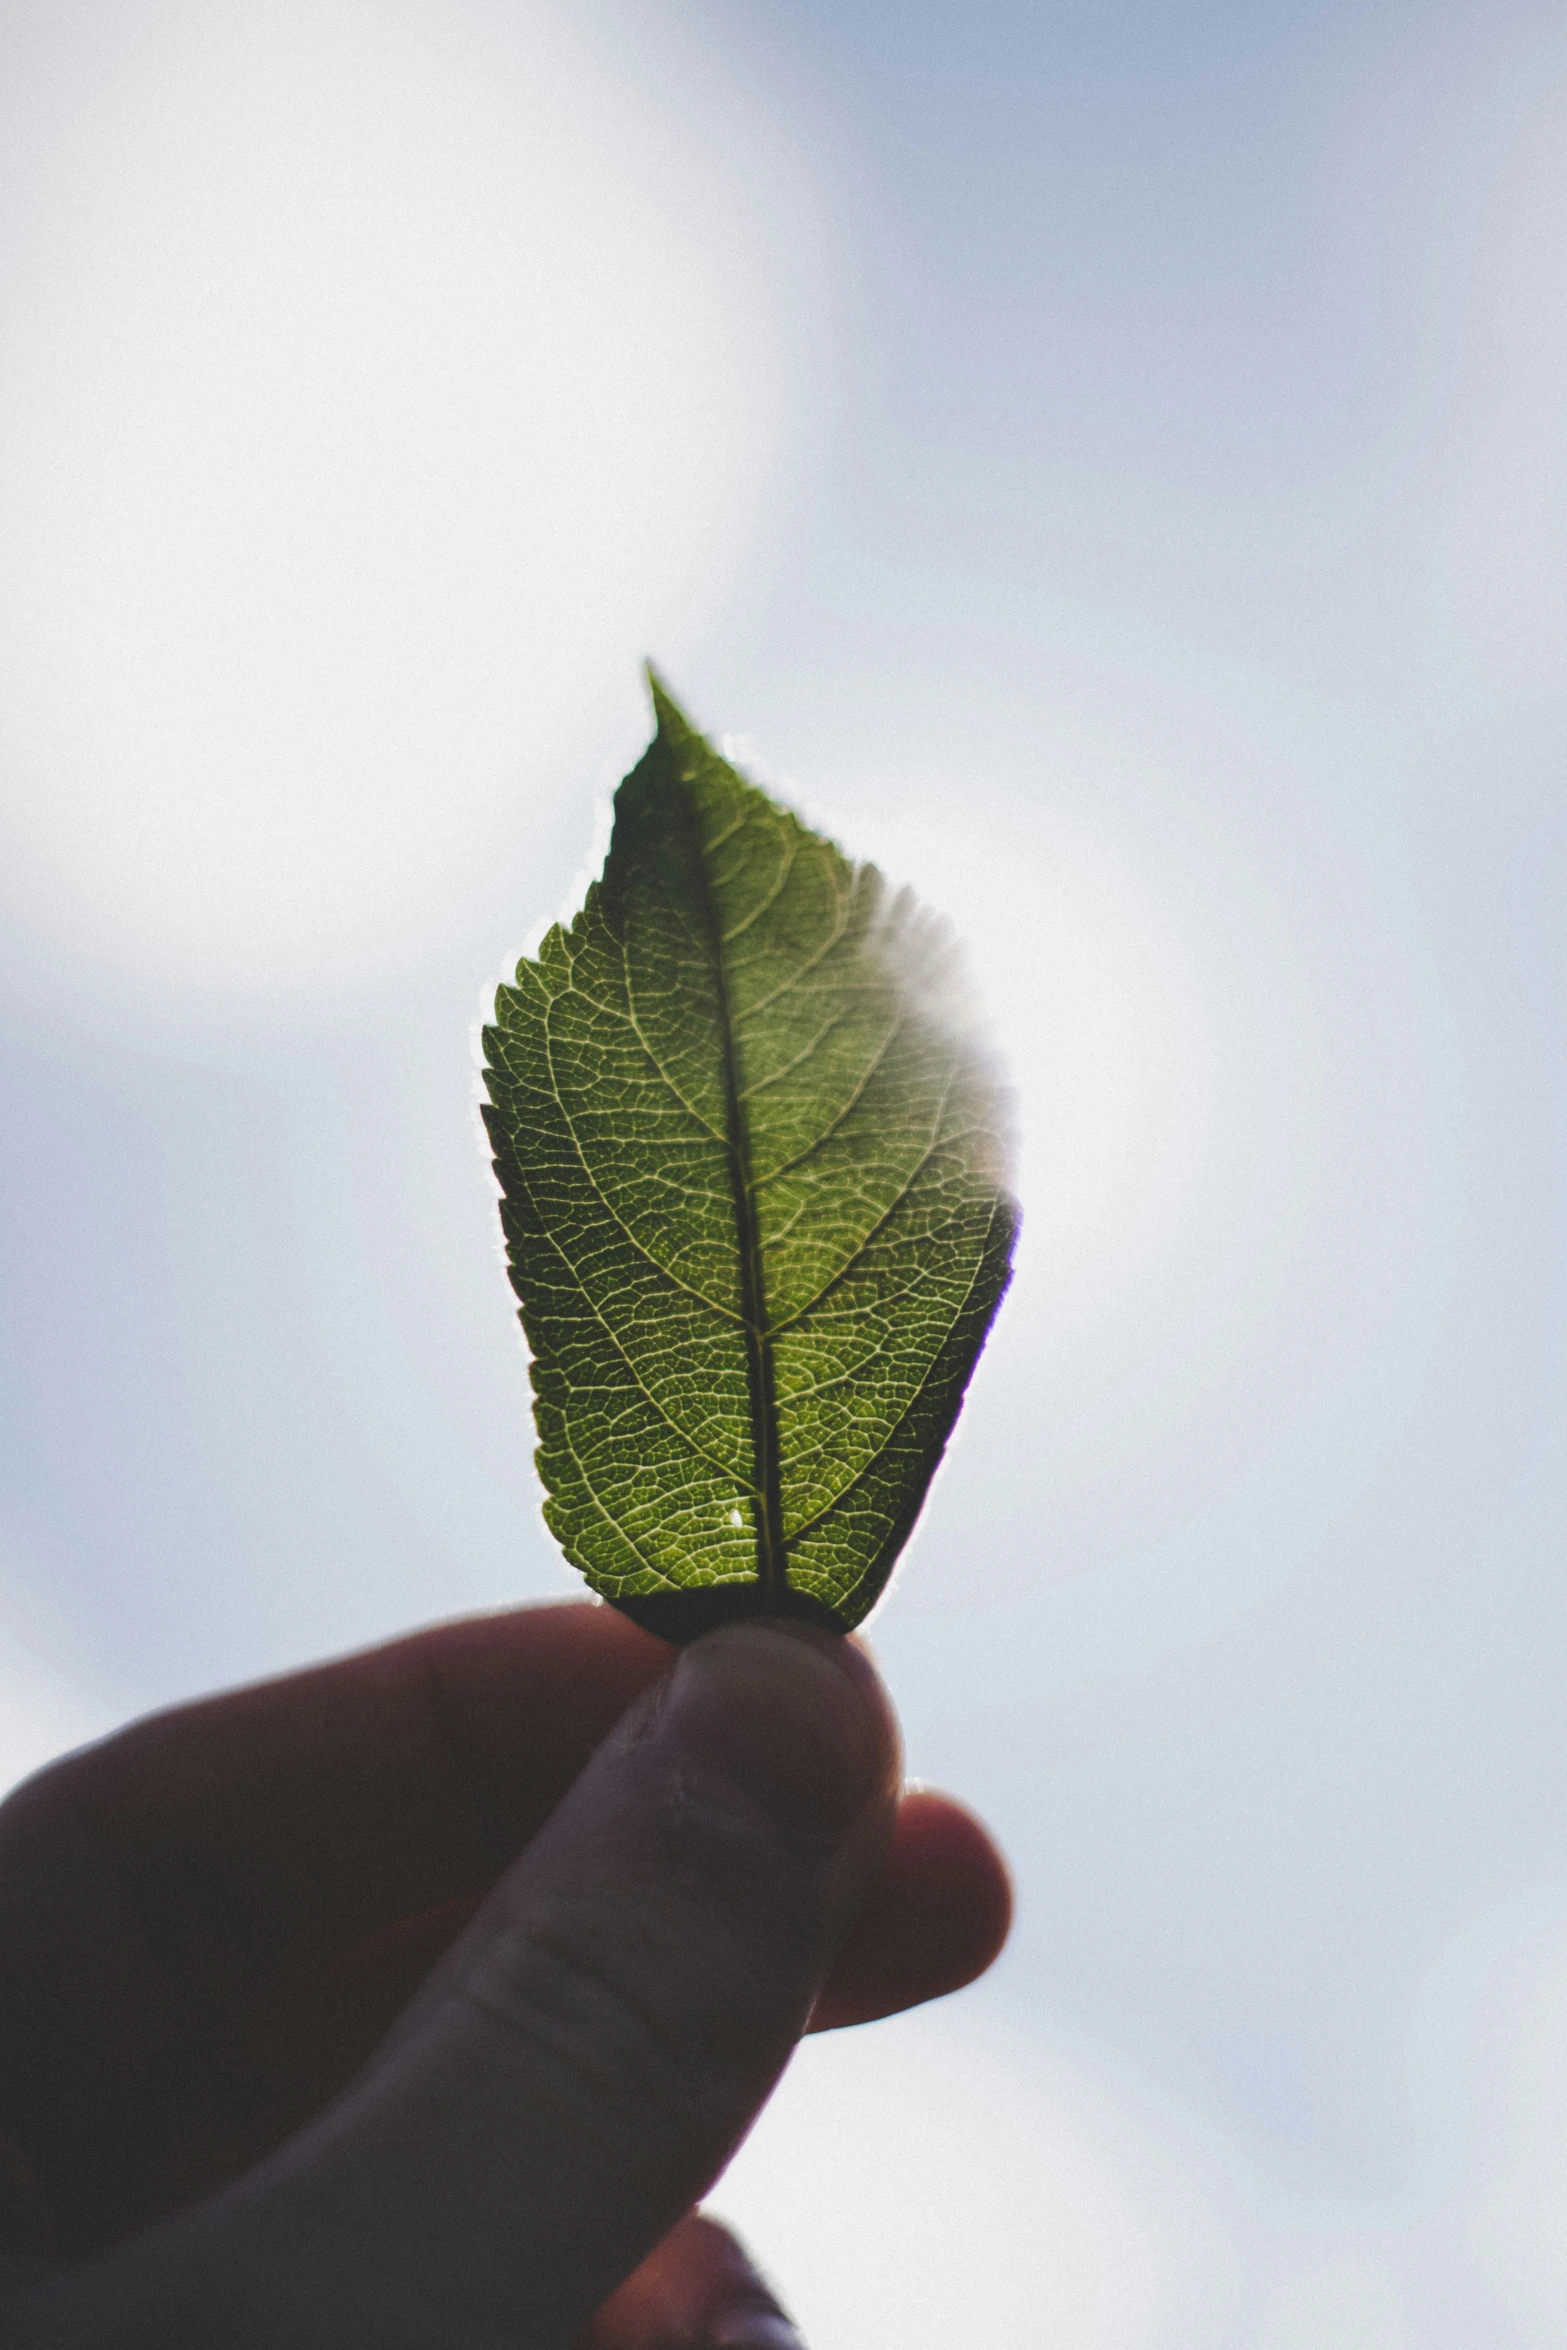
(481, 676, 1018, 1635)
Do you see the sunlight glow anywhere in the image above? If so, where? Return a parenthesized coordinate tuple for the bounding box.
(0, 4, 798, 1002)
(839, 805, 1217, 1272)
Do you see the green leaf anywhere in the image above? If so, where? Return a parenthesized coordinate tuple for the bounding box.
(481, 674, 1018, 1636)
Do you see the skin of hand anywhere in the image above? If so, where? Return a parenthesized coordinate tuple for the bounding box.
(0, 1602, 1010, 2347)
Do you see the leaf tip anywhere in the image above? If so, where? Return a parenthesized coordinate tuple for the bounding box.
(643, 659, 697, 745)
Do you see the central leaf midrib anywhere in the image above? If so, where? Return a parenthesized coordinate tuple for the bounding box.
(677, 774, 788, 1602)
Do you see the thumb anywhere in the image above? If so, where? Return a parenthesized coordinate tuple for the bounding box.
(28, 1624, 898, 2349)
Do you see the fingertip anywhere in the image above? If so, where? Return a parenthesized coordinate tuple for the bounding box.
(895, 1786, 1014, 1944)
(810, 1786, 1012, 2031)
(654, 1621, 901, 1846)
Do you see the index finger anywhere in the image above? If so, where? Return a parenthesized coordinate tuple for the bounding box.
(0, 1604, 666, 2254)
(1, 1602, 669, 1970)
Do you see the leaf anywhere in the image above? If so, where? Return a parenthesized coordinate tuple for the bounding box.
(481, 674, 1018, 1637)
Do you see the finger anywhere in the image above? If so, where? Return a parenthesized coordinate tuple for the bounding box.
(811, 1786, 1012, 2030)
(0, 1603, 669, 2253)
(579, 2213, 802, 2350)
(3, 1602, 669, 1986)
(38, 1624, 899, 2349)
(329, 1782, 1010, 2039)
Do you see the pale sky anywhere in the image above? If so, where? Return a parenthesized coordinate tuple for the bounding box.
(3, 3, 1567, 2340)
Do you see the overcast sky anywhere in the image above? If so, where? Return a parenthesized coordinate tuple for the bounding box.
(3, 3, 1567, 2340)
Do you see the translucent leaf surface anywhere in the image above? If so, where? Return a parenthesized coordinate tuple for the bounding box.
(481, 678, 1018, 1635)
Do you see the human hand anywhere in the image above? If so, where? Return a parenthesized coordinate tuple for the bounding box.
(0, 1604, 1009, 2345)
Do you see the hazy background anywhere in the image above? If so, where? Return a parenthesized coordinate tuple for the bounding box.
(3, 2, 1566, 2340)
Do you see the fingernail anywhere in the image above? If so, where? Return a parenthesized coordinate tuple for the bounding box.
(655, 1621, 900, 1845)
